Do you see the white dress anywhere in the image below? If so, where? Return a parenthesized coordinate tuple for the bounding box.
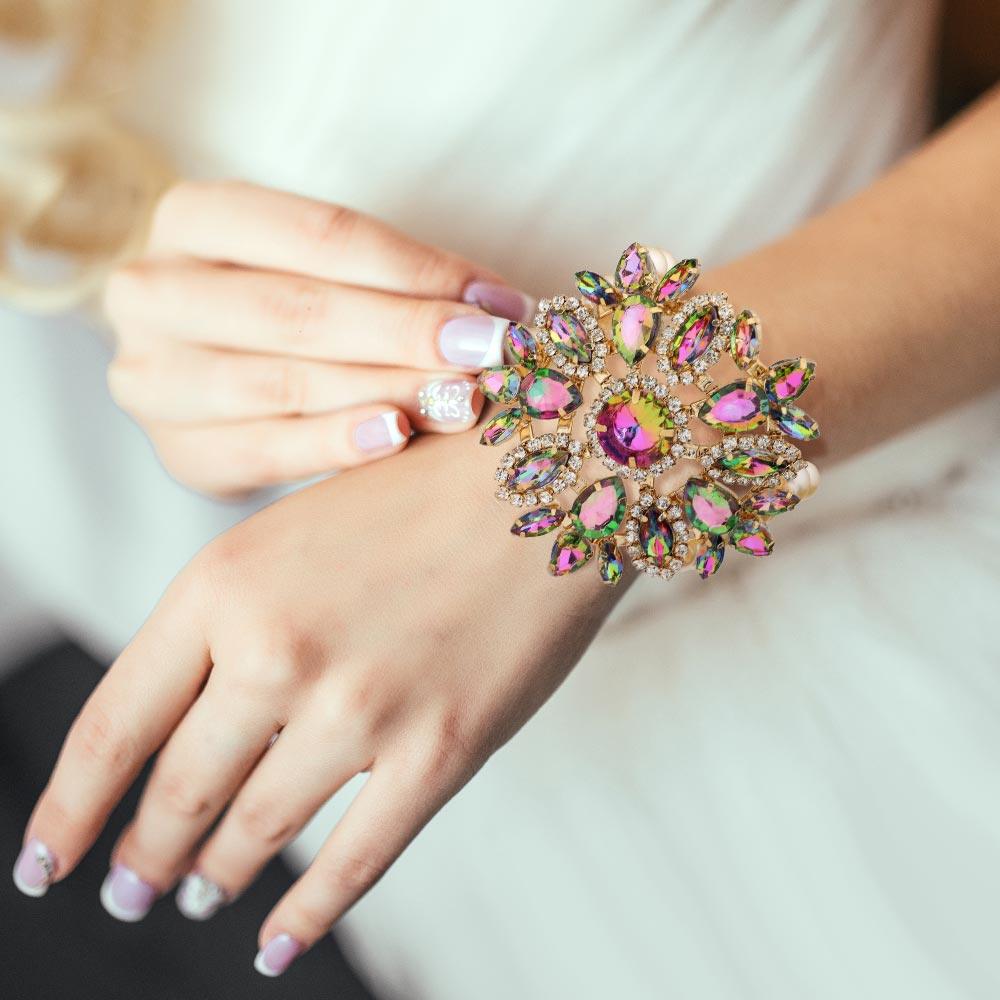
(3, 2, 1000, 997)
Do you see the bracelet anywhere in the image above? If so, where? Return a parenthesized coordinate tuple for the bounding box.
(477, 243, 820, 584)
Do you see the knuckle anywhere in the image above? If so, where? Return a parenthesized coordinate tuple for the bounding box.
(256, 279, 329, 346)
(37, 793, 98, 848)
(325, 851, 386, 898)
(259, 358, 310, 415)
(409, 248, 474, 298)
(233, 797, 296, 847)
(301, 200, 359, 253)
(155, 771, 213, 819)
(422, 710, 486, 777)
(70, 703, 136, 774)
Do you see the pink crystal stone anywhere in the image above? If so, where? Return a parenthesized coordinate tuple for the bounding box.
(671, 305, 717, 368)
(594, 390, 674, 469)
(698, 382, 767, 432)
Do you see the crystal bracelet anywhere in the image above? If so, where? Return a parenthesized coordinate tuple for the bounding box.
(477, 243, 820, 584)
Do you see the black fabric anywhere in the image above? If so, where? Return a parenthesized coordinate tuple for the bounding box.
(0, 642, 377, 1000)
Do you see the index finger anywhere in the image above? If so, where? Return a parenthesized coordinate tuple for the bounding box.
(147, 180, 533, 321)
(12, 580, 211, 897)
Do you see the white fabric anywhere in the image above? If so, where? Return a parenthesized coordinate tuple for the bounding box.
(5, 1, 1000, 997)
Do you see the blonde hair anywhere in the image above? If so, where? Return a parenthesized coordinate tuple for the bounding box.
(0, 1, 174, 313)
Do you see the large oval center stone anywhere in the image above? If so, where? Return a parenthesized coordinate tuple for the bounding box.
(595, 390, 674, 469)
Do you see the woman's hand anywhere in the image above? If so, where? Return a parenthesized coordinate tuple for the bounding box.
(15, 428, 623, 974)
(104, 180, 534, 496)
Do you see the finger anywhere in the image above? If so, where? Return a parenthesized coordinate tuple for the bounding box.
(150, 405, 412, 496)
(253, 757, 466, 977)
(104, 674, 282, 920)
(109, 345, 481, 431)
(182, 710, 366, 917)
(106, 260, 510, 372)
(14, 578, 211, 898)
(147, 180, 534, 321)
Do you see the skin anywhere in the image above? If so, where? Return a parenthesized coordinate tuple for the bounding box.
(19, 47, 1000, 977)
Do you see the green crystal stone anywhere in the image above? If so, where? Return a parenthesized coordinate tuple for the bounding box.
(694, 535, 725, 579)
(655, 258, 700, 302)
(520, 369, 583, 419)
(575, 270, 619, 306)
(478, 366, 521, 403)
(766, 357, 815, 403)
(731, 520, 774, 557)
(549, 529, 593, 576)
(570, 476, 627, 539)
(684, 478, 738, 535)
(730, 309, 761, 367)
(697, 381, 768, 432)
(511, 506, 566, 536)
(597, 539, 624, 585)
(508, 448, 568, 492)
(480, 407, 523, 446)
(615, 242, 651, 292)
(743, 488, 799, 517)
(505, 322, 538, 367)
(611, 294, 660, 367)
(720, 449, 787, 478)
(774, 403, 820, 441)
(547, 311, 591, 364)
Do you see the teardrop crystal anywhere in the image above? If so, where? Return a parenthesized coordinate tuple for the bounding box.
(478, 366, 521, 403)
(547, 311, 591, 364)
(766, 357, 815, 404)
(730, 309, 761, 367)
(697, 381, 768, 432)
(774, 403, 820, 441)
(549, 529, 593, 576)
(570, 476, 627, 539)
(520, 369, 583, 420)
(694, 534, 725, 579)
(654, 258, 700, 302)
(615, 242, 651, 292)
(598, 539, 624, 585)
(511, 506, 566, 537)
(575, 271, 619, 306)
(504, 322, 538, 367)
(731, 520, 774, 557)
(683, 478, 738, 535)
(479, 407, 523, 446)
(638, 509, 674, 567)
(611, 294, 660, 366)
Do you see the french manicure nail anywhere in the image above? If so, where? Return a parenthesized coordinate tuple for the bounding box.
(254, 933, 303, 977)
(417, 378, 479, 425)
(438, 314, 508, 369)
(176, 872, 228, 921)
(100, 863, 157, 922)
(462, 281, 535, 324)
(13, 838, 56, 898)
(353, 411, 407, 453)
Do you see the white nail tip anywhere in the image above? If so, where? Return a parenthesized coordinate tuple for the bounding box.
(12, 869, 48, 898)
(254, 952, 281, 977)
(481, 317, 508, 369)
(380, 411, 408, 447)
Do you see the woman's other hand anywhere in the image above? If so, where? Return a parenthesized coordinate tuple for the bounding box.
(104, 180, 534, 496)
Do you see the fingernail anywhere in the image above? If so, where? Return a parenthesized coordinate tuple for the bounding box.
(13, 838, 56, 898)
(462, 281, 534, 324)
(417, 378, 479, 425)
(353, 411, 408, 453)
(254, 933, 303, 977)
(438, 314, 508, 369)
(176, 872, 228, 921)
(100, 863, 157, 922)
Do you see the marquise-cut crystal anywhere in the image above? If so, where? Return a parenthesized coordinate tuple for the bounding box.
(774, 403, 820, 441)
(766, 357, 815, 403)
(478, 366, 521, 403)
(575, 270, 619, 306)
(615, 242, 650, 292)
(549, 529, 593, 576)
(684, 478, 738, 535)
(547, 311, 591, 363)
(730, 309, 760, 367)
(520, 369, 582, 419)
(508, 447, 568, 491)
(655, 258, 700, 302)
(720, 449, 787, 478)
(611, 294, 659, 366)
(744, 488, 799, 517)
(480, 407, 522, 446)
(670, 305, 718, 368)
(698, 381, 768, 432)
(570, 476, 627, 539)
(598, 539, 624, 585)
(511, 505, 566, 536)
(505, 322, 538, 367)
(694, 534, 725, 579)
(595, 389, 674, 468)
(731, 521, 774, 556)
(638, 510, 673, 566)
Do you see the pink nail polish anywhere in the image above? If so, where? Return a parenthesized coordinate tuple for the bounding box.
(13, 838, 56, 898)
(462, 281, 534, 324)
(438, 314, 508, 368)
(100, 864, 157, 922)
(254, 933, 303, 977)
